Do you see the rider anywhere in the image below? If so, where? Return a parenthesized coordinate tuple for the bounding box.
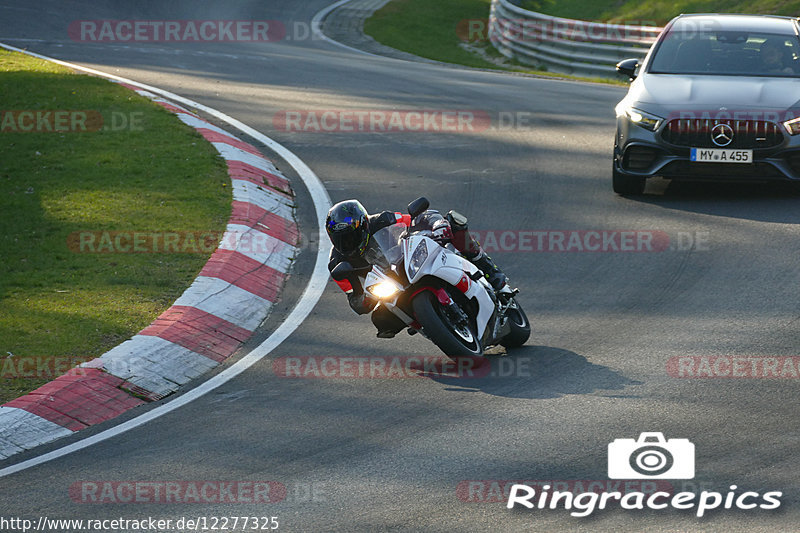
(326, 199, 507, 338)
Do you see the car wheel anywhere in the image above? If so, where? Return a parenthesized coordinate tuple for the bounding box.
(612, 165, 646, 195)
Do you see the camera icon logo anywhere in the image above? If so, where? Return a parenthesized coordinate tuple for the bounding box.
(608, 432, 695, 479)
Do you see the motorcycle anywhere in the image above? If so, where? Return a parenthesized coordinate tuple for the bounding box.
(331, 197, 530, 358)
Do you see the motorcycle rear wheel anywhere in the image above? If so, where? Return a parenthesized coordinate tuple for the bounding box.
(500, 298, 530, 348)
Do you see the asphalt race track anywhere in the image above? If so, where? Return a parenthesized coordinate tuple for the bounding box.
(2, 1, 800, 531)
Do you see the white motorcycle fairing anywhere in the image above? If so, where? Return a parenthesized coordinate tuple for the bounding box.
(403, 234, 495, 340)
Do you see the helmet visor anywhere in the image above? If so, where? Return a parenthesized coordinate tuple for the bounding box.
(333, 225, 368, 256)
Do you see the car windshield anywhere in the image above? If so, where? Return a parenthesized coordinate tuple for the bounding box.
(649, 29, 800, 77)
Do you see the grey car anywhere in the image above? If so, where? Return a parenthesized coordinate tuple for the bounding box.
(613, 13, 800, 195)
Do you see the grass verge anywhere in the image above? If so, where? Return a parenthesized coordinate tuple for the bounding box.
(0, 49, 231, 403)
(363, 0, 624, 84)
(365, 0, 496, 69)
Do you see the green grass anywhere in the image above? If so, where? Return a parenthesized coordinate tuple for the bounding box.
(364, 0, 497, 69)
(0, 50, 231, 402)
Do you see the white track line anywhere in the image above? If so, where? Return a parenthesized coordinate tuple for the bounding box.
(0, 42, 332, 478)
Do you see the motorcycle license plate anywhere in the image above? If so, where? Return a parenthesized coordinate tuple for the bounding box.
(690, 148, 752, 163)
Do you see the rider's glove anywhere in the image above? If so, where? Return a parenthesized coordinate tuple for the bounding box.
(431, 219, 453, 244)
(348, 291, 378, 315)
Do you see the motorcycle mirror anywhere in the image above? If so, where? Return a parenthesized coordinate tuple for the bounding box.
(407, 197, 430, 219)
(331, 261, 355, 282)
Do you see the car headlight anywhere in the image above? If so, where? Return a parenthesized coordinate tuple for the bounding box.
(618, 106, 663, 132)
(368, 279, 401, 299)
(407, 240, 428, 279)
(783, 117, 800, 135)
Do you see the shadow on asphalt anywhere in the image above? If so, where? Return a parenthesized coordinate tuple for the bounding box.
(424, 345, 641, 399)
(628, 179, 800, 224)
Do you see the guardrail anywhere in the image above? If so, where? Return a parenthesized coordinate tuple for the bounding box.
(488, 0, 664, 78)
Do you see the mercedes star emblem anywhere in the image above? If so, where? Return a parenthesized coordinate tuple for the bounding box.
(711, 123, 734, 147)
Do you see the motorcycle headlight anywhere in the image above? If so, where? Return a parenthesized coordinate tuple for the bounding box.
(368, 280, 401, 299)
(783, 117, 800, 135)
(617, 105, 663, 132)
(407, 240, 428, 279)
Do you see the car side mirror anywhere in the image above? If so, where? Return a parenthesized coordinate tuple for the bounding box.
(616, 58, 640, 81)
(407, 197, 430, 219)
(331, 261, 355, 282)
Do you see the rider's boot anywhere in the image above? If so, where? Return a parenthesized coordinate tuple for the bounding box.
(446, 210, 508, 291)
(372, 304, 406, 339)
(468, 249, 508, 291)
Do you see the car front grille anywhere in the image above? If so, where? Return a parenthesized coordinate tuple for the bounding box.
(661, 119, 784, 149)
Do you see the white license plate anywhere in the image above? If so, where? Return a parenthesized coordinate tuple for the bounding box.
(690, 148, 752, 163)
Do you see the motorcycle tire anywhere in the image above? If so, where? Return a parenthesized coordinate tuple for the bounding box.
(412, 290, 483, 357)
(500, 298, 530, 349)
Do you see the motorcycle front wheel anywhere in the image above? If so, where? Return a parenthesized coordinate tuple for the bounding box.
(412, 290, 483, 357)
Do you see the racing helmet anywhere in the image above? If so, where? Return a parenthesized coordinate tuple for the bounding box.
(325, 200, 370, 257)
